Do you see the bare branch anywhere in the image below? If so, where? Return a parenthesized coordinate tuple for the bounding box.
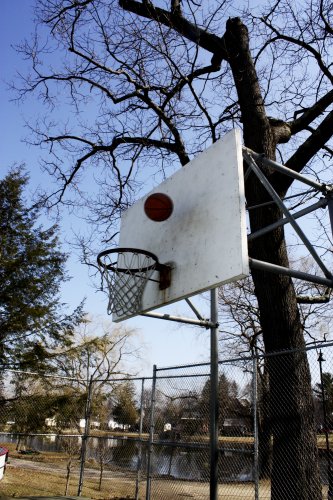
(259, 16, 333, 85)
(119, 0, 228, 65)
(41, 133, 186, 204)
(289, 89, 333, 134)
(284, 109, 333, 187)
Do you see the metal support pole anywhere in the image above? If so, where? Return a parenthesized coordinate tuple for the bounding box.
(253, 355, 259, 500)
(243, 147, 327, 192)
(146, 366, 157, 500)
(248, 198, 328, 242)
(249, 258, 333, 288)
(135, 378, 145, 500)
(142, 311, 213, 328)
(244, 150, 333, 280)
(185, 298, 206, 321)
(210, 288, 219, 500)
(77, 376, 93, 496)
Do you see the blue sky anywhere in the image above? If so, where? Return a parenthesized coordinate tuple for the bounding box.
(0, 0, 212, 375)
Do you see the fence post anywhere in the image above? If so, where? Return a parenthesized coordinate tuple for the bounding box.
(135, 377, 145, 500)
(77, 376, 93, 496)
(253, 354, 259, 500)
(146, 366, 157, 500)
(318, 350, 333, 499)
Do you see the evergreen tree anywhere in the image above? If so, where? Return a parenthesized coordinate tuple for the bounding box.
(112, 381, 138, 428)
(0, 169, 83, 368)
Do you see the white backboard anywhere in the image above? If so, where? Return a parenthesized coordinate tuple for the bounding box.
(114, 128, 248, 321)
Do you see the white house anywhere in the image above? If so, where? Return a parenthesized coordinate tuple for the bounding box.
(45, 417, 57, 427)
(108, 417, 128, 431)
(79, 418, 101, 429)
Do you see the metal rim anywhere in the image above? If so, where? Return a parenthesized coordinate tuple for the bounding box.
(97, 247, 159, 273)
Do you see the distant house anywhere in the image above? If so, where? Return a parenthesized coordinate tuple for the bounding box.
(91, 420, 101, 429)
(45, 417, 57, 427)
(222, 418, 249, 436)
(79, 418, 100, 429)
(108, 417, 129, 431)
(78, 417, 131, 431)
(108, 417, 120, 430)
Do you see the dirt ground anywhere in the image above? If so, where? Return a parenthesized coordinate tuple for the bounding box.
(0, 461, 271, 500)
(0, 459, 269, 499)
(0, 458, 330, 499)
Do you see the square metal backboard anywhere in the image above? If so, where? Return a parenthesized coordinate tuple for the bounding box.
(114, 128, 248, 321)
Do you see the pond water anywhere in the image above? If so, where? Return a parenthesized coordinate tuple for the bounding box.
(0, 432, 254, 482)
(2, 432, 331, 488)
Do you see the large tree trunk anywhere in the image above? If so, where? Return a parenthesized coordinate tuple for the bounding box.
(258, 368, 272, 479)
(224, 18, 322, 500)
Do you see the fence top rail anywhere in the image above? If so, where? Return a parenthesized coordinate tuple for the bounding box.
(154, 372, 211, 380)
(2, 341, 333, 380)
(253, 340, 333, 361)
(155, 340, 333, 373)
(0, 368, 152, 384)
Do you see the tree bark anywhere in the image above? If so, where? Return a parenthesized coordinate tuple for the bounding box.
(258, 369, 272, 479)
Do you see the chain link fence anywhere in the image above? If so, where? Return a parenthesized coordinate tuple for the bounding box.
(0, 372, 153, 498)
(0, 342, 332, 498)
(147, 360, 255, 499)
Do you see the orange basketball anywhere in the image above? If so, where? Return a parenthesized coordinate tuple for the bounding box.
(144, 193, 174, 222)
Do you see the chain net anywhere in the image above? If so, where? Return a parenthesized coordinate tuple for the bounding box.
(99, 250, 158, 317)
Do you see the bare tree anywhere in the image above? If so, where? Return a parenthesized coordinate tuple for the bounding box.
(218, 259, 333, 358)
(51, 316, 140, 393)
(15, 1, 333, 497)
(92, 439, 112, 491)
(45, 317, 140, 434)
(61, 436, 81, 496)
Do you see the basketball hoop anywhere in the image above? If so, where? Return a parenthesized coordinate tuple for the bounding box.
(97, 248, 171, 317)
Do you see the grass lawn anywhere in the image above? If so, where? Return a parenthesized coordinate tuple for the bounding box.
(0, 459, 330, 500)
(0, 464, 140, 499)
